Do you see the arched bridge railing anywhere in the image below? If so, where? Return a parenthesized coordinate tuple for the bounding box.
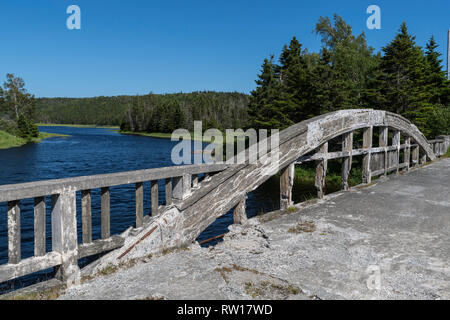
(175, 110, 447, 244)
(0, 109, 448, 290)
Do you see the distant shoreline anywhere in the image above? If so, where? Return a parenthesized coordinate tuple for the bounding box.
(37, 124, 216, 142)
(119, 130, 213, 142)
(36, 123, 120, 129)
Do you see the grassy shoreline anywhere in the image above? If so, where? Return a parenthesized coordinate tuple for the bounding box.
(119, 130, 214, 142)
(0, 130, 69, 150)
(36, 123, 120, 129)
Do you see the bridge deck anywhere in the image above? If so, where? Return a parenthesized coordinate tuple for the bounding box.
(58, 158, 450, 300)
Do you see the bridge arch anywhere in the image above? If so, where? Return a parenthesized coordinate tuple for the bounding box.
(88, 109, 445, 272)
(177, 109, 436, 243)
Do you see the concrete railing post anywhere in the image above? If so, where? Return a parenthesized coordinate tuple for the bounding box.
(341, 131, 353, 190)
(280, 163, 294, 209)
(379, 127, 388, 176)
(151, 180, 159, 216)
(436, 135, 450, 155)
(7, 200, 21, 264)
(421, 154, 427, 165)
(173, 173, 192, 200)
(404, 137, 411, 171)
(51, 188, 80, 286)
(412, 145, 420, 167)
(362, 126, 373, 184)
(34, 196, 46, 256)
(315, 142, 328, 199)
(233, 197, 248, 225)
(135, 183, 144, 228)
(101, 187, 110, 239)
(165, 178, 173, 205)
(392, 130, 401, 174)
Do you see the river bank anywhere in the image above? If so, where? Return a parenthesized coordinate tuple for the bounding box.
(119, 130, 215, 142)
(36, 124, 212, 142)
(36, 123, 120, 129)
(0, 130, 69, 150)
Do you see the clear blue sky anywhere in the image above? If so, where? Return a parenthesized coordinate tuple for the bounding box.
(0, 0, 449, 97)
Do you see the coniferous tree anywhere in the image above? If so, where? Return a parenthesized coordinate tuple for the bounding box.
(424, 36, 449, 105)
(315, 15, 378, 111)
(420, 37, 450, 137)
(308, 50, 335, 115)
(376, 23, 428, 117)
(248, 56, 288, 130)
(276, 37, 313, 124)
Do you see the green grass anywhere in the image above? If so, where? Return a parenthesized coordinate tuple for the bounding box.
(1, 284, 65, 300)
(255, 160, 364, 206)
(291, 165, 363, 201)
(444, 148, 450, 158)
(37, 132, 69, 140)
(0, 130, 69, 150)
(119, 130, 215, 142)
(0, 131, 27, 149)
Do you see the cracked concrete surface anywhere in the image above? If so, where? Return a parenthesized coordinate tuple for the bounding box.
(59, 159, 450, 300)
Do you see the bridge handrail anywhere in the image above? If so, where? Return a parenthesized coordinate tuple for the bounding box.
(0, 163, 228, 285)
(0, 163, 228, 202)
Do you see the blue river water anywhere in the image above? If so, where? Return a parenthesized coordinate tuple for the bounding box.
(0, 126, 279, 290)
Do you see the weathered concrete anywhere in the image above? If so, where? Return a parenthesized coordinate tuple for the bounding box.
(233, 198, 248, 225)
(34, 196, 46, 256)
(280, 163, 294, 209)
(58, 158, 450, 300)
(7, 200, 21, 264)
(0, 252, 62, 284)
(51, 188, 80, 286)
(81, 190, 92, 244)
(315, 142, 328, 199)
(341, 131, 353, 191)
(362, 126, 373, 184)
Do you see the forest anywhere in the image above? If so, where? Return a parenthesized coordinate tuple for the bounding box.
(247, 16, 450, 138)
(35, 92, 250, 133)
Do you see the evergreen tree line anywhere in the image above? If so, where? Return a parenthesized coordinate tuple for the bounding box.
(36, 92, 250, 133)
(0, 74, 39, 139)
(248, 15, 450, 138)
(120, 92, 249, 133)
(36, 96, 132, 126)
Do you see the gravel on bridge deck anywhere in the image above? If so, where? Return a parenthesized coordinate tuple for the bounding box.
(59, 158, 450, 300)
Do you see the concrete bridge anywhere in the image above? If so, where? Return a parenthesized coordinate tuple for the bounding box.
(0, 109, 449, 298)
(60, 157, 450, 300)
